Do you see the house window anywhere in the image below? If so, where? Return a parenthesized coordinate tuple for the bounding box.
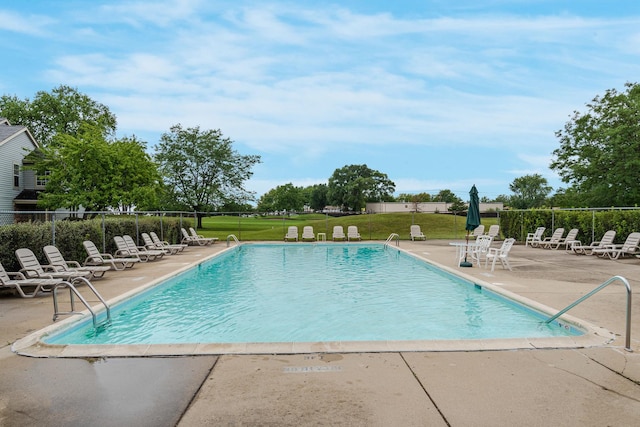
(13, 164, 20, 188)
(37, 170, 51, 187)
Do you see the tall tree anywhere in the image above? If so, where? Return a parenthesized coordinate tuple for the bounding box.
(0, 85, 117, 146)
(433, 189, 460, 203)
(508, 174, 552, 209)
(35, 124, 160, 212)
(551, 82, 640, 206)
(307, 183, 329, 211)
(327, 164, 395, 211)
(155, 124, 261, 226)
(257, 183, 304, 212)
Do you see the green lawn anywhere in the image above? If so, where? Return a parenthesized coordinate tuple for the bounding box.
(197, 213, 499, 241)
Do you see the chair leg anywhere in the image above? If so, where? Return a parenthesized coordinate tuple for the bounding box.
(491, 257, 498, 272)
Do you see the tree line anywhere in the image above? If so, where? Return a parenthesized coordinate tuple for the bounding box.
(2, 82, 639, 214)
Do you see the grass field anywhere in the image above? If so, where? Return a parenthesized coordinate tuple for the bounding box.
(197, 213, 499, 241)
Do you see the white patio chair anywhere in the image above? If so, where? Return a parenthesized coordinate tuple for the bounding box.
(485, 238, 516, 271)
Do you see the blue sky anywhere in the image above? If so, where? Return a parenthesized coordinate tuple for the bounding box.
(2, 1, 639, 201)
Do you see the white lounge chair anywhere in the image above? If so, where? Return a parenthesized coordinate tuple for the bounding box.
(141, 232, 177, 255)
(83, 240, 139, 270)
(525, 227, 545, 247)
(150, 231, 187, 252)
(553, 228, 579, 251)
(301, 226, 315, 241)
(540, 228, 565, 249)
(190, 227, 218, 245)
(347, 226, 361, 241)
(43, 245, 110, 279)
(0, 260, 65, 298)
(571, 230, 616, 255)
(182, 228, 205, 246)
(124, 235, 166, 261)
(486, 225, 500, 239)
(592, 232, 640, 259)
(485, 238, 516, 271)
(332, 226, 346, 241)
(410, 225, 426, 241)
(472, 225, 485, 237)
(284, 226, 299, 242)
(16, 248, 92, 281)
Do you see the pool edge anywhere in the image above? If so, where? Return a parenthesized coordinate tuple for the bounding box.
(12, 243, 617, 358)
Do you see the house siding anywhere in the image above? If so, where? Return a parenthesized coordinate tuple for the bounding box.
(0, 130, 37, 210)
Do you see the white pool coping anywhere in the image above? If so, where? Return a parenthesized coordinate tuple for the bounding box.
(12, 243, 616, 358)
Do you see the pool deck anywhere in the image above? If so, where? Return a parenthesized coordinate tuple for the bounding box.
(1, 240, 640, 426)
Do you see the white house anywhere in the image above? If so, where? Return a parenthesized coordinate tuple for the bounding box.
(0, 118, 42, 214)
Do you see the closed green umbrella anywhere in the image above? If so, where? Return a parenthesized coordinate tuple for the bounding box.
(460, 185, 481, 267)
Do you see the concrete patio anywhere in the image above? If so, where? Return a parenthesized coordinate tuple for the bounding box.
(1, 240, 639, 426)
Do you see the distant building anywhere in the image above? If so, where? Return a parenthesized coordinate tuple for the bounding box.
(366, 201, 503, 214)
(0, 118, 42, 212)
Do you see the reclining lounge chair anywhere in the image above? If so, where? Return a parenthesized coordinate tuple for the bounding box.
(571, 230, 616, 255)
(0, 260, 65, 298)
(301, 226, 315, 241)
(44, 245, 111, 279)
(16, 248, 92, 281)
(83, 240, 139, 270)
(284, 226, 299, 242)
(410, 225, 426, 241)
(150, 231, 187, 252)
(592, 232, 640, 259)
(347, 226, 361, 241)
(525, 227, 545, 247)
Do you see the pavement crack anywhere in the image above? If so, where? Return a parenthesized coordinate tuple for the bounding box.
(399, 353, 451, 427)
(533, 352, 640, 404)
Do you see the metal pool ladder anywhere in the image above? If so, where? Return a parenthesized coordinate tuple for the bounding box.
(544, 275, 632, 352)
(384, 233, 400, 248)
(52, 277, 111, 328)
(227, 234, 240, 247)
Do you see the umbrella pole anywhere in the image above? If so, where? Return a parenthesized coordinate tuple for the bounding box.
(460, 230, 473, 267)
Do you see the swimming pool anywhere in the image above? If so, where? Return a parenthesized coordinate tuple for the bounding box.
(43, 243, 583, 348)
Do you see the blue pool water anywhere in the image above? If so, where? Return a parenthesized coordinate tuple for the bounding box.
(45, 244, 582, 345)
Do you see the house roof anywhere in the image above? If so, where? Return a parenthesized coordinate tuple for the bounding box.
(0, 121, 39, 149)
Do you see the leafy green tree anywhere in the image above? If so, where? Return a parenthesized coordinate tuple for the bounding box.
(110, 136, 162, 210)
(307, 184, 328, 211)
(0, 85, 117, 147)
(34, 124, 160, 212)
(327, 164, 395, 211)
(508, 174, 552, 209)
(155, 124, 261, 226)
(257, 183, 305, 212)
(551, 82, 640, 206)
(397, 192, 432, 202)
(433, 189, 460, 203)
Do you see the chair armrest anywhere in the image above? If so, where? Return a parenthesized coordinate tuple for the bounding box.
(66, 260, 82, 268)
(7, 271, 27, 280)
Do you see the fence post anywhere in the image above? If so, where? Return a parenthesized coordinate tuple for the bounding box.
(51, 212, 56, 246)
(102, 213, 106, 253)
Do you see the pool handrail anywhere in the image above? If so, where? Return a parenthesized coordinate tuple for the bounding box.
(544, 275, 632, 352)
(384, 233, 400, 247)
(52, 276, 111, 328)
(227, 234, 240, 247)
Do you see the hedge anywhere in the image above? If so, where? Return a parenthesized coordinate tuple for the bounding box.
(500, 209, 640, 246)
(0, 217, 191, 272)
